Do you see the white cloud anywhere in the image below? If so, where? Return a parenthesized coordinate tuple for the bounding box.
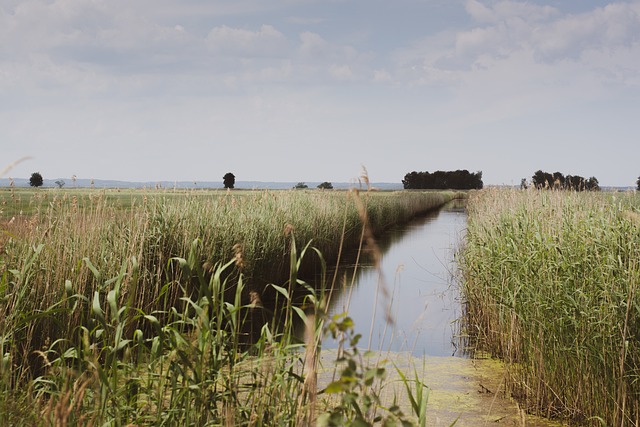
(298, 31, 361, 61)
(465, 0, 558, 24)
(299, 31, 331, 58)
(285, 15, 324, 25)
(397, 0, 640, 88)
(372, 69, 392, 83)
(532, 2, 640, 61)
(206, 25, 288, 56)
(329, 64, 354, 80)
(454, 26, 504, 58)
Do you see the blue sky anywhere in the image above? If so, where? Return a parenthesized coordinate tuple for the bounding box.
(2, 0, 639, 186)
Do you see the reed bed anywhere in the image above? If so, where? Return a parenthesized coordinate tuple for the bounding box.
(0, 186, 459, 425)
(459, 188, 640, 426)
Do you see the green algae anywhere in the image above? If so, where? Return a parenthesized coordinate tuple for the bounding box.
(318, 350, 568, 426)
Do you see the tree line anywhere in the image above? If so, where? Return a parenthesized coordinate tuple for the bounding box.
(523, 170, 600, 191)
(402, 170, 483, 190)
(22, 171, 640, 191)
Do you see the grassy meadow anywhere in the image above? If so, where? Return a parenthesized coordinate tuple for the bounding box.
(0, 185, 460, 425)
(459, 188, 640, 426)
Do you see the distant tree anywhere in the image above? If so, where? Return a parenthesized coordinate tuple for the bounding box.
(223, 172, 235, 189)
(586, 176, 600, 191)
(54, 179, 65, 189)
(29, 172, 43, 188)
(520, 178, 528, 190)
(552, 172, 565, 189)
(402, 170, 483, 190)
(531, 170, 599, 191)
(566, 175, 587, 191)
(532, 170, 553, 189)
(637, 176, 640, 191)
(317, 181, 333, 190)
(294, 182, 308, 189)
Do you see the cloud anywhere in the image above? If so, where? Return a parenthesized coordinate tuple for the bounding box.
(285, 16, 325, 25)
(329, 64, 354, 80)
(372, 69, 392, 83)
(298, 31, 332, 58)
(373, 0, 640, 141)
(396, 0, 640, 88)
(206, 25, 288, 57)
(532, 2, 640, 61)
(465, 0, 558, 24)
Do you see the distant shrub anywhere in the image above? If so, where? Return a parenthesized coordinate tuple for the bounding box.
(317, 182, 333, 190)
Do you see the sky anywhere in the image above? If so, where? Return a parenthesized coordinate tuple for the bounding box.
(2, 0, 639, 186)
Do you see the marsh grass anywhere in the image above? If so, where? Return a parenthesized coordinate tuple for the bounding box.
(460, 188, 640, 426)
(0, 185, 459, 425)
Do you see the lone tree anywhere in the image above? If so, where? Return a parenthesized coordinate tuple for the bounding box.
(30, 172, 43, 188)
(317, 181, 333, 190)
(223, 172, 235, 189)
(55, 179, 65, 189)
(294, 182, 308, 189)
(637, 175, 640, 191)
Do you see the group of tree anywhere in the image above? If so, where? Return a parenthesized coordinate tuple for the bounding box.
(26, 170, 637, 191)
(293, 182, 333, 189)
(402, 170, 483, 190)
(525, 170, 600, 191)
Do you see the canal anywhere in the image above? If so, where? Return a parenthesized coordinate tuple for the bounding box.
(317, 199, 566, 426)
(323, 199, 467, 356)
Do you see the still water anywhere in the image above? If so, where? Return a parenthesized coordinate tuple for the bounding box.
(318, 200, 566, 426)
(323, 200, 467, 357)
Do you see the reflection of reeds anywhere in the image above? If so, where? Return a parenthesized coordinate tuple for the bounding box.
(460, 188, 640, 425)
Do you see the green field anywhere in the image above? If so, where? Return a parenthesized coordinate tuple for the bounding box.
(459, 188, 640, 426)
(0, 186, 460, 425)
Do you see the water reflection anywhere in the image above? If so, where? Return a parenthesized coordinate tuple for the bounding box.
(323, 200, 467, 357)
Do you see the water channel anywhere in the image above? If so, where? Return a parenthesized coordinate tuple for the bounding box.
(316, 200, 565, 426)
(323, 199, 467, 356)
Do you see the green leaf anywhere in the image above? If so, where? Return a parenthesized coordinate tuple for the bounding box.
(64, 280, 73, 297)
(107, 289, 118, 322)
(324, 381, 345, 394)
(83, 258, 101, 282)
(292, 306, 306, 322)
(92, 291, 106, 326)
(270, 283, 290, 300)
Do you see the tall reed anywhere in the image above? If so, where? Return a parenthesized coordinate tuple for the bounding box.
(459, 188, 640, 425)
(0, 187, 459, 424)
